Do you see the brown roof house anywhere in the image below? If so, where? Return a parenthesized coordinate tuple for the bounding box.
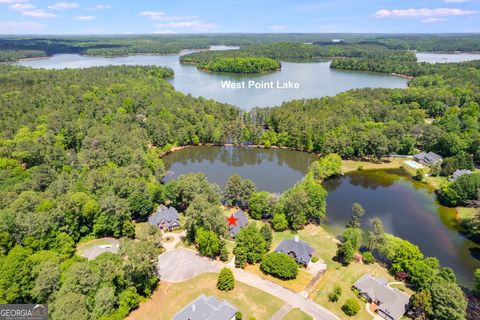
(274, 236, 315, 266)
(173, 294, 239, 320)
(148, 204, 179, 231)
(353, 274, 410, 320)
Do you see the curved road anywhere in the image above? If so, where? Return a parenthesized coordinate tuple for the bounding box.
(157, 248, 340, 320)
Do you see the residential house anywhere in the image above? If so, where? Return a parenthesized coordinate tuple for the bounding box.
(413, 152, 443, 166)
(274, 236, 315, 266)
(148, 204, 179, 231)
(450, 169, 472, 181)
(173, 294, 238, 320)
(353, 274, 410, 320)
(227, 209, 248, 238)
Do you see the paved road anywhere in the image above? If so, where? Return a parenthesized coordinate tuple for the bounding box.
(157, 248, 340, 320)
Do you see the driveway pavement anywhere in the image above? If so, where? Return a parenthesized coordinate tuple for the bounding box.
(157, 248, 220, 282)
(157, 248, 340, 320)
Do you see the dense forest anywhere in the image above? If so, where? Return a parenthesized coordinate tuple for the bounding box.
(1, 34, 479, 62)
(0, 34, 479, 319)
(198, 57, 281, 74)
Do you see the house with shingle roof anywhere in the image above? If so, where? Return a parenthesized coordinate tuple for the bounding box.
(173, 294, 238, 320)
(227, 209, 248, 238)
(413, 151, 443, 166)
(148, 204, 179, 231)
(274, 236, 315, 266)
(450, 169, 472, 181)
(353, 274, 410, 320)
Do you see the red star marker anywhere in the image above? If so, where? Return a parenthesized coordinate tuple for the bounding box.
(226, 214, 238, 226)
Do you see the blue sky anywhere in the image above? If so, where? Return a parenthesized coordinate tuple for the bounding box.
(0, 0, 479, 34)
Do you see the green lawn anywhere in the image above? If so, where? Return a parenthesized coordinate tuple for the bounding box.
(283, 308, 313, 320)
(127, 273, 284, 320)
(341, 158, 404, 173)
(244, 264, 313, 293)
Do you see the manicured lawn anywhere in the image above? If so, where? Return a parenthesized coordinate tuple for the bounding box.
(341, 158, 404, 173)
(272, 224, 340, 269)
(244, 264, 313, 293)
(270, 224, 413, 320)
(127, 273, 283, 320)
(283, 308, 313, 320)
(457, 206, 476, 221)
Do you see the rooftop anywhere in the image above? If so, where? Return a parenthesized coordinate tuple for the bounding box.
(353, 274, 410, 320)
(274, 237, 315, 266)
(173, 294, 238, 320)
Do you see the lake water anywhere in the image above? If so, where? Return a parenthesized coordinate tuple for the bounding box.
(162, 146, 318, 193)
(17, 49, 408, 110)
(162, 146, 480, 287)
(416, 52, 480, 63)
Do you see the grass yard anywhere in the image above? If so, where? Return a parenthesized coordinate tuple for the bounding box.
(75, 237, 117, 254)
(283, 308, 313, 320)
(313, 262, 413, 320)
(272, 224, 340, 269)
(270, 224, 414, 320)
(126, 272, 283, 320)
(341, 158, 404, 173)
(244, 264, 313, 293)
(457, 206, 477, 221)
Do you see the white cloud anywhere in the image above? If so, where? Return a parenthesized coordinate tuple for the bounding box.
(422, 17, 448, 22)
(139, 11, 164, 19)
(0, 0, 29, 3)
(269, 25, 287, 30)
(74, 15, 96, 20)
(21, 9, 57, 18)
(0, 20, 45, 31)
(155, 21, 218, 30)
(89, 4, 111, 11)
(48, 2, 78, 10)
(8, 3, 34, 10)
(374, 8, 477, 18)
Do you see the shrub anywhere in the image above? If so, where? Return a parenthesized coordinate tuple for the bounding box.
(235, 311, 243, 320)
(217, 268, 235, 291)
(342, 299, 360, 316)
(311, 256, 319, 263)
(362, 251, 375, 264)
(328, 285, 342, 302)
(260, 252, 298, 280)
(271, 213, 288, 231)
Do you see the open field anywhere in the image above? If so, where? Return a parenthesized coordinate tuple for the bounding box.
(244, 264, 313, 293)
(126, 272, 284, 320)
(341, 158, 405, 173)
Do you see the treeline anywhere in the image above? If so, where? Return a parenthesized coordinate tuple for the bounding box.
(0, 50, 46, 62)
(180, 42, 416, 68)
(0, 65, 241, 319)
(199, 57, 281, 74)
(362, 34, 480, 52)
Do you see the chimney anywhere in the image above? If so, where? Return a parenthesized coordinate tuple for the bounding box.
(294, 236, 299, 242)
(191, 304, 196, 312)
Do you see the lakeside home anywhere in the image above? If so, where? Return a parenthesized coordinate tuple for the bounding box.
(274, 236, 315, 266)
(353, 274, 410, 320)
(173, 294, 239, 320)
(148, 205, 180, 231)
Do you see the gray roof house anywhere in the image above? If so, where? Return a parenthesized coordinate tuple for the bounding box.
(173, 294, 238, 320)
(450, 169, 472, 181)
(274, 236, 315, 266)
(148, 204, 179, 231)
(413, 152, 443, 166)
(353, 274, 410, 320)
(227, 210, 248, 237)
